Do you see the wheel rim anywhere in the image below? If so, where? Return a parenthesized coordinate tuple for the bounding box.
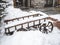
(39, 21, 53, 33)
(47, 22, 53, 32)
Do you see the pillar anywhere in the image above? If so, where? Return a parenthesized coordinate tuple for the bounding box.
(28, 0, 30, 7)
(53, 0, 55, 7)
(23, 0, 25, 6)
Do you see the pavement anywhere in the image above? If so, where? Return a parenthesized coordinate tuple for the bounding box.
(23, 7, 60, 15)
(40, 7, 60, 15)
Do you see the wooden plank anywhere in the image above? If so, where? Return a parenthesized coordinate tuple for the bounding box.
(4, 14, 39, 23)
(5, 16, 48, 29)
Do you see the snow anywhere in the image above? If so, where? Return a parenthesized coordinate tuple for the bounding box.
(0, 0, 60, 45)
(4, 6, 48, 20)
(5, 15, 48, 28)
(4, 5, 49, 29)
(0, 27, 60, 45)
(29, 10, 48, 17)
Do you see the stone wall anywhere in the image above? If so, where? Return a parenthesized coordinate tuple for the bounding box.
(13, 0, 46, 8)
(31, 0, 46, 8)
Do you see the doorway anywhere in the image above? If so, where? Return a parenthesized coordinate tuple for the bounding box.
(25, 0, 28, 7)
(18, 0, 23, 6)
(45, 0, 53, 7)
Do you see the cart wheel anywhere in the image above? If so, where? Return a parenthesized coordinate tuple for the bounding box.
(47, 22, 53, 32)
(5, 31, 14, 35)
(39, 23, 47, 33)
(39, 26, 42, 31)
(39, 21, 53, 33)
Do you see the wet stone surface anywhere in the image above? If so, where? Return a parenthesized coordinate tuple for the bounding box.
(23, 7, 60, 15)
(38, 7, 60, 15)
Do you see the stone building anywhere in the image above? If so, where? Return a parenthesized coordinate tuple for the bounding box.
(13, 0, 60, 8)
(13, 0, 46, 8)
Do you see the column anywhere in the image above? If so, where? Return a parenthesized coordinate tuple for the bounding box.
(53, 0, 55, 7)
(23, 0, 25, 6)
(28, 0, 30, 7)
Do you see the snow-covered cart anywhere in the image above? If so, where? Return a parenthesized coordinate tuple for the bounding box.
(39, 20, 53, 34)
(4, 11, 53, 35)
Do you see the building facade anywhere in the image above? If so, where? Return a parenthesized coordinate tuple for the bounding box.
(13, 0, 60, 8)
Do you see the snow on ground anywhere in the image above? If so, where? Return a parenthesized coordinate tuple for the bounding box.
(4, 6, 28, 20)
(4, 6, 48, 20)
(0, 1, 60, 45)
(0, 27, 60, 45)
